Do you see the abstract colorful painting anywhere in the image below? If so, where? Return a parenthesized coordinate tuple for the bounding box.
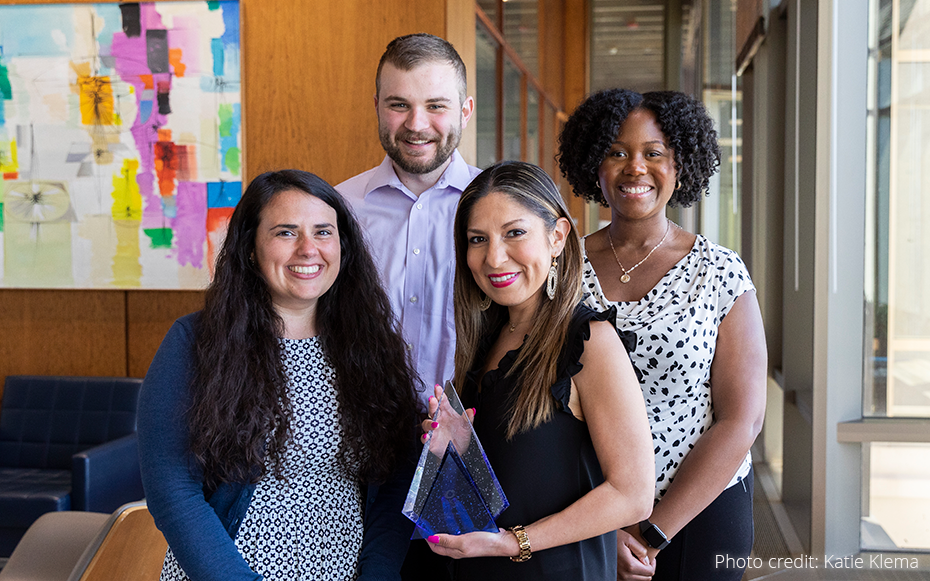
(0, 1, 241, 288)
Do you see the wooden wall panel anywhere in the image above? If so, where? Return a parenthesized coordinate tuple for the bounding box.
(541, 0, 566, 110)
(563, 0, 590, 228)
(446, 0, 478, 166)
(562, 0, 588, 114)
(242, 0, 449, 186)
(0, 290, 127, 398)
(127, 291, 205, 378)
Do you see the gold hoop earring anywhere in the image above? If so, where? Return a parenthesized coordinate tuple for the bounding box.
(546, 257, 558, 301)
(676, 180, 682, 190)
(478, 291, 492, 311)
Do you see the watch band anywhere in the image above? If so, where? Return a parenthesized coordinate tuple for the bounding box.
(639, 519, 670, 550)
(508, 525, 532, 562)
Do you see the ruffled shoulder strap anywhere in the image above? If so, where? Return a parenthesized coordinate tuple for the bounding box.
(550, 304, 640, 413)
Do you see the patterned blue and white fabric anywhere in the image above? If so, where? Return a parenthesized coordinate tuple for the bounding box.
(160, 336, 362, 581)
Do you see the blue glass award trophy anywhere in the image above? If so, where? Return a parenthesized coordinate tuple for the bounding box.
(402, 381, 508, 539)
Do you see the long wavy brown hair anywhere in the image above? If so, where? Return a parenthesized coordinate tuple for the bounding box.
(189, 170, 418, 490)
(453, 161, 582, 438)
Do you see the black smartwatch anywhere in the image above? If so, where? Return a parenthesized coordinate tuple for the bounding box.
(638, 519, 670, 550)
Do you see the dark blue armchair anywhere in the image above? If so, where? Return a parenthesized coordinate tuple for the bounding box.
(0, 375, 144, 557)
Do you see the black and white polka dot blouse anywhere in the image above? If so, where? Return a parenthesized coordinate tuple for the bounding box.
(581, 234, 755, 501)
(160, 337, 363, 581)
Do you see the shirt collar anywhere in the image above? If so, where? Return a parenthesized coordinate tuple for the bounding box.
(363, 150, 472, 200)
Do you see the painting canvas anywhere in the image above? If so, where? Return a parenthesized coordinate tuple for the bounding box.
(0, 1, 242, 289)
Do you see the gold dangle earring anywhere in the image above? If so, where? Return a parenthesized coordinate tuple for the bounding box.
(478, 291, 492, 311)
(546, 257, 558, 300)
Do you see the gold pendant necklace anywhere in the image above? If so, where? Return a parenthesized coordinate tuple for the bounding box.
(509, 319, 530, 333)
(607, 219, 672, 284)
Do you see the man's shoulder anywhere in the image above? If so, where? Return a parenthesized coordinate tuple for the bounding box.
(438, 151, 481, 195)
(334, 166, 380, 202)
(461, 163, 482, 187)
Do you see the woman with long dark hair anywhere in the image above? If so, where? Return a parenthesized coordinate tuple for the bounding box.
(138, 170, 418, 581)
(423, 161, 654, 580)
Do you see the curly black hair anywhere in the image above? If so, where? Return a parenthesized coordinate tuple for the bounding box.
(557, 89, 721, 208)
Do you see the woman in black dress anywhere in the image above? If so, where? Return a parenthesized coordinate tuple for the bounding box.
(424, 161, 655, 580)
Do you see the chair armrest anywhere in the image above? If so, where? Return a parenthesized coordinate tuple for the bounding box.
(72, 434, 145, 512)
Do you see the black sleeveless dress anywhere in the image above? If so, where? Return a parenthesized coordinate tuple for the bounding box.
(455, 304, 628, 581)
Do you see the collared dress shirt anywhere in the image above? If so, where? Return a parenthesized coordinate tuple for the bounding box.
(337, 151, 481, 407)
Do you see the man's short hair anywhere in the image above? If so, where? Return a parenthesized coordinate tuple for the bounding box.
(376, 33, 467, 104)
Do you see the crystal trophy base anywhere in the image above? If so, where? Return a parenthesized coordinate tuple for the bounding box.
(410, 442, 498, 538)
(403, 381, 508, 538)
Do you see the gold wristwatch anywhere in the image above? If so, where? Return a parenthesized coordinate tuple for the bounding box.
(508, 525, 532, 562)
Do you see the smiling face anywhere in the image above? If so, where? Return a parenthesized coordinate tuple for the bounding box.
(597, 108, 678, 221)
(253, 189, 341, 319)
(376, 61, 474, 180)
(465, 192, 569, 316)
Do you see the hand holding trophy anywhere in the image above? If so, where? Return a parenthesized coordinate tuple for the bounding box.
(403, 381, 508, 539)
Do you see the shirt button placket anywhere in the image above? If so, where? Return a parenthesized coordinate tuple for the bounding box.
(404, 194, 427, 372)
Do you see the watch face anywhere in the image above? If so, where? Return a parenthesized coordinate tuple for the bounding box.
(640, 521, 669, 549)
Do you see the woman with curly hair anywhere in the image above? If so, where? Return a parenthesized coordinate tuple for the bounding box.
(558, 90, 767, 580)
(423, 161, 654, 580)
(138, 170, 418, 581)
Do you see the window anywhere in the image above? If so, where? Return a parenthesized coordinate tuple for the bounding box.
(861, 0, 930, 552)
(502, 57, 522, 161)
(526, 86, 540, 166)
(502, 0, 539, 77)
(864, 442, 930, 550)
(474, 1, 564, 172)
(701, 0, 741, 253)
(865, 0, 930, 420)
(476, 24, 499, 169)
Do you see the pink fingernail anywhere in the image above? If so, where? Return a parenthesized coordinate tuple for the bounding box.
(428, 396, 435, 402)
(427, 535, 440, 544)
(435, 384, 442, 388)
(470, 408, 477, 417)
(431, 421, 439, 429)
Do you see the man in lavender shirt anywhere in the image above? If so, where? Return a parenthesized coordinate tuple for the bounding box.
(336, 33, 479, 409)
